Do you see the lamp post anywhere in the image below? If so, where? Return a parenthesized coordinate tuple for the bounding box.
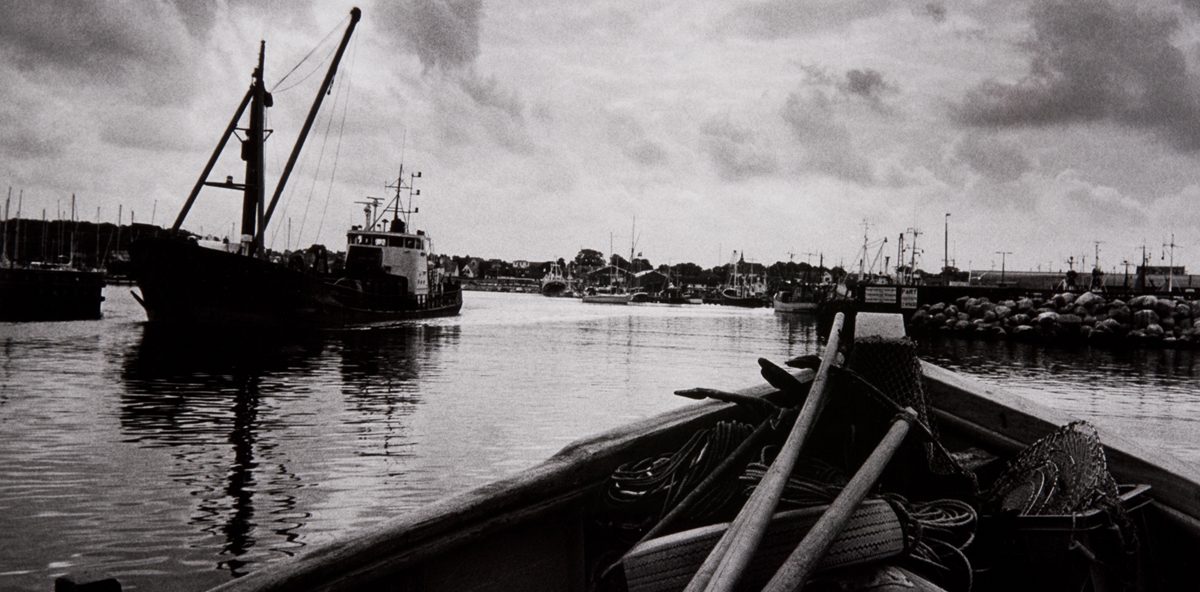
(995, 251, 1012, 285)
(943, 213, 950, 272)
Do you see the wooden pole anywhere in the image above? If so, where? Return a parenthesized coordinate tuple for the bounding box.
(684, 312, 844, 592)
(762, 408, 917, 592)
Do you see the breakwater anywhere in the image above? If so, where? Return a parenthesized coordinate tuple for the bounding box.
(909, 292, 1200, 347)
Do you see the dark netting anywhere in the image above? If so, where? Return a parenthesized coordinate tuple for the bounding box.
(985, 421, 1120, 516)
(843, 336, 977, 492)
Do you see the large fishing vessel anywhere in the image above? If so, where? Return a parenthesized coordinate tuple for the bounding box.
(130, 8, 461, 328)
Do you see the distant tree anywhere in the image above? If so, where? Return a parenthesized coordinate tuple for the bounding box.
(574, 248, 605, 269)
(632, 257, 653, 272)
(610, 253, 630, 269)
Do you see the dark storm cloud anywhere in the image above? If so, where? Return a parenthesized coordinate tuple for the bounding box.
(378, 0, 482, 72)
(700, 115, 778, 181)
(0, 1, 204, 109)
(727, 0, 893, 37)
(955, 0, 1200, 151)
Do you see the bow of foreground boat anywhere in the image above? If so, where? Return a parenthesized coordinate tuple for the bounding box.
(90, 313, 1194, 592)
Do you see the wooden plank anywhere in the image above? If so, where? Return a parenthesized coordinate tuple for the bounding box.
(853, 312, 906, 340)
(922, 361, 1200, 521)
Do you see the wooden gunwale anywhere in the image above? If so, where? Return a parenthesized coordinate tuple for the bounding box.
(207, 361, 1200, 591)
(208, 373, 813, 592)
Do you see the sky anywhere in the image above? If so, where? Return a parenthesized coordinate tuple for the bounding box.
(3, 0, 1200, 274)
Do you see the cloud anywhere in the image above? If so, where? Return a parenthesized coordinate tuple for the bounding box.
(699, 114, 778, 181)
(953, 133, 1032, 182)
(921, 2, 947, 23)
(0, 1, 201, 105)
(727, 0, 894, 38)
(954, 0, 1200, 151)
(781, 90, 874, 183)
(608, 114, 668, 167)
(378, 0, 482, 72)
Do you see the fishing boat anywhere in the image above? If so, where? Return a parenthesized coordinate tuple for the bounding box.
(128, 8, 461, 328)
(582, 285, 634, 305)
(541, 262, 571, 296)
(151, 311, 1195, 592)
(772, 282, 826, 314)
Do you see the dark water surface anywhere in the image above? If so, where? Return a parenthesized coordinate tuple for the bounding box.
(0, 290, 1196, 591)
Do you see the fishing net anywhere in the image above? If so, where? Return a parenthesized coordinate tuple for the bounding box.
(985, 421, 1120, 516)
(839, 336, 978, 495)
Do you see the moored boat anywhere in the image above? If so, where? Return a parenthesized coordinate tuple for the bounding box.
(541, 262, 571, 296)
(772, 281, 827, 314)
(180, 312, 1200, 592)
(129, 8, 462, 329)
(582, 286, 634, 305)
(0, 264, 105, 321)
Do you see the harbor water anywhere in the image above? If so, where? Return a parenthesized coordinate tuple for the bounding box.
(1, 290, 1198, 591)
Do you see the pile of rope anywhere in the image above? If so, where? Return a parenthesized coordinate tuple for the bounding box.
(608, 420, 756, 528)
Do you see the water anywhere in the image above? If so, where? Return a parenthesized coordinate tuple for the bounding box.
(0, 290, 1197, 591)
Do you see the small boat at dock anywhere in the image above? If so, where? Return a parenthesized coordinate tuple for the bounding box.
(171, 311, 1199, 592)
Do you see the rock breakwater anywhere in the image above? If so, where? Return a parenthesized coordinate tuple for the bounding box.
(909, 292, 1200, 347)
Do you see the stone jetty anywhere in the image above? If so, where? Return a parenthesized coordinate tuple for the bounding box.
(908, 292, 1200, 347)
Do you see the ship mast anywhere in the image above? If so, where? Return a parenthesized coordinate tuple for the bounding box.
(171, 7, 361, 256)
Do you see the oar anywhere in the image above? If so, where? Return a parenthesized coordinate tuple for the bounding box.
(761, 407, 918, 592)
(683, 312, 845, 592)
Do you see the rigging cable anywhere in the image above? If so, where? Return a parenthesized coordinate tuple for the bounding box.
(313, 32, 358, 243)
(291, 54, 345, 249)
(270, 14, 347, 93)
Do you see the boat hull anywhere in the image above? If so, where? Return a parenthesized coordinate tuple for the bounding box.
(200, 357, 1200, 592)
(772, 295, 817, 314)
(130, 236, 461, 328)
(540, 279, 568, 296)
(581, 293, 632, 305)
(0, 267, 105, 321)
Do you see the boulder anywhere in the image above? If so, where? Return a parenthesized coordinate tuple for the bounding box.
(1057, 313, 1083, 333)
(1144, 324, 1165, 338)
(1098, 318, 1124, 335)
(910, 309, 929, 326)
(983, 310, 997, 322)
(954, 320, 970, 332)
(1075, 292, 1105, 310)
(994, 305, 1012, 319)
(1036, 311, 1059, 328)
(1129, 295, 1157, 310)
(929, 302, 946, 314)
(1016, 298, 1035, 313)
(1154, 299, 1176, 319)
(1012, 324, 1037, 339)
(1132, 309, 1160, 329)
(1108, 306, 1131, 324)
(945, 305, 959, 317)
(1175, 303, 1192, 318)
(1011, 313, 1031, 326)
(955, 296, 970, 309)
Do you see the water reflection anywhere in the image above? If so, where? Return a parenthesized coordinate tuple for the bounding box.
(336, 325, 458, 459)
(119, 327, 327, 577)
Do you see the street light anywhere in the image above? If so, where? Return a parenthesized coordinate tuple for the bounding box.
(995, 251, 1012, 285)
